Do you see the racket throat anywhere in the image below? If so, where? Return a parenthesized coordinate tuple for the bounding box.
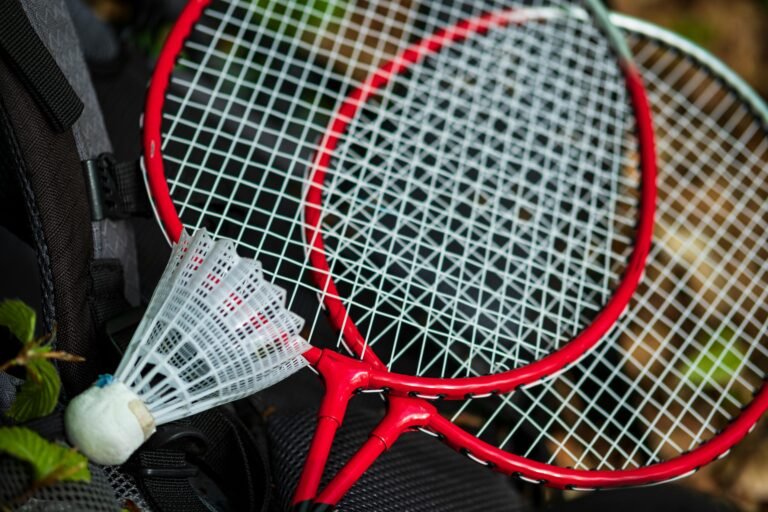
(313, 348, 373, 420)
(292, 349, 372, 505)
(313, 396, 436, 507)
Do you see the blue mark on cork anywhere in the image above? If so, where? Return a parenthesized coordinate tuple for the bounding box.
(95, 374, 114, 388)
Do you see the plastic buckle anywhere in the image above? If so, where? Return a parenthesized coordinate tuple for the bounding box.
(82, 153, 122, 221)
(132, 424, 209, 478)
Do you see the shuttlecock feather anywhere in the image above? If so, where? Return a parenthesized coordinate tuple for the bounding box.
(65, 229, 309, 465)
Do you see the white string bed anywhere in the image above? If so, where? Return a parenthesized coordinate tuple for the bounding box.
(445, 20, 768, 471)
(158, 0, 642, 380)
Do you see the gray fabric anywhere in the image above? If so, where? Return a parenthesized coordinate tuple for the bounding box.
(91, 220, 140, 305)
(0, 372, 23, 412)
(18, 0, 112, 160)
(0, 457, 121, 512)
(20, 0, 141, 305)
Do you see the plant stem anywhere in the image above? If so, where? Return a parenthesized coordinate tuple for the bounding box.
(0, 351, 84, 373)
(8, 457, 87, 507)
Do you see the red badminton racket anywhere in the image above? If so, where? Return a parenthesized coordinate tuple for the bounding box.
(435, 11, 768, 501)
(142, 0, 655, 508)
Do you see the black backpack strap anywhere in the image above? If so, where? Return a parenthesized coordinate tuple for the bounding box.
(0, 0, 83, 132)
(129, 408, 269, 512)
(0, 41, 99, 396)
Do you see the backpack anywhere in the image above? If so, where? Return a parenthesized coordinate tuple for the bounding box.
(0, 0, 269, 509)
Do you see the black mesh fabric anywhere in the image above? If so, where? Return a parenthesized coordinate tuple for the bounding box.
(266, 404, 528, 512)
(103, 466, 154, 512)
(0, 411, 121, 511)
(0, 457, 120, 511)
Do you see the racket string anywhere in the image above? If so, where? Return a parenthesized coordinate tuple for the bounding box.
(445, 29, 768, 471)
(316, 9, 639, 377)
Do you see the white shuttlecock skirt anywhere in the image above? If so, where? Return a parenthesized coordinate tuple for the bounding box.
(66, 229, 310, 465)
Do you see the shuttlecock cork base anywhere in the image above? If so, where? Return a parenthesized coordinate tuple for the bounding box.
(65, 229, 310, 465)
(65, 375, 156, 465)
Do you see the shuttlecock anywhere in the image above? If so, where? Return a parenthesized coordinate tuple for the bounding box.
(65, 229, 310, 465)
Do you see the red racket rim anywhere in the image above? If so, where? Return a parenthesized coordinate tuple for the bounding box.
(140, 3, 768, 489)
(302, 8, 657, 388)
(143, 0, 657, 397)
(431, 384, 768, 488)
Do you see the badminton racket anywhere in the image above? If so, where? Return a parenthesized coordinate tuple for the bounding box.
(141, 0, 656, 507)
(437, 12, 768, 489)
(304, 14, 768, 505)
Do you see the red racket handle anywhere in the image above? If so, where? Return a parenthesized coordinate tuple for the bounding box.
(293, 417, 340, 506)
(292, 349, 370, 506)
(313, 396, 435, 508)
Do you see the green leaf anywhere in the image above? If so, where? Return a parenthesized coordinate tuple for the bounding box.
(0, 427, 90, 484)
(0, 299, 36, 344)
(6, 358, 61, 422)
(682, 327, 744, 386)
(254, 0, 349, 38)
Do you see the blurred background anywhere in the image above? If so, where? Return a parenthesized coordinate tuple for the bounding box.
(610, 0, 768, 99)
(605, 5, 768, 508)
(83, 0, 768, 98)
(597, 4, 768, 512)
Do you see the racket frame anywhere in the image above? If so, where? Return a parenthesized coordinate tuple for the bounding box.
(144, 0, 657, 399)
(142, 1, 768, 507)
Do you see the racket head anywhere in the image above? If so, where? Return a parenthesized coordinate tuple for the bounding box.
(143, 0, 655, 397)
(425, 13, 768, 488)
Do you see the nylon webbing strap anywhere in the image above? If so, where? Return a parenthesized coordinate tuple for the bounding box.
(90, 259, 131, 328)
(132, 409, 265, 512)
(0, 0, 84, 132)
(83, 154, 150, 220)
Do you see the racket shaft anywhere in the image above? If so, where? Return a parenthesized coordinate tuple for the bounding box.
(312, 396, 435, 506)
(314, 436, 388, 507)
(293, 417, 341, 505)
(292, 349, 371, 504)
